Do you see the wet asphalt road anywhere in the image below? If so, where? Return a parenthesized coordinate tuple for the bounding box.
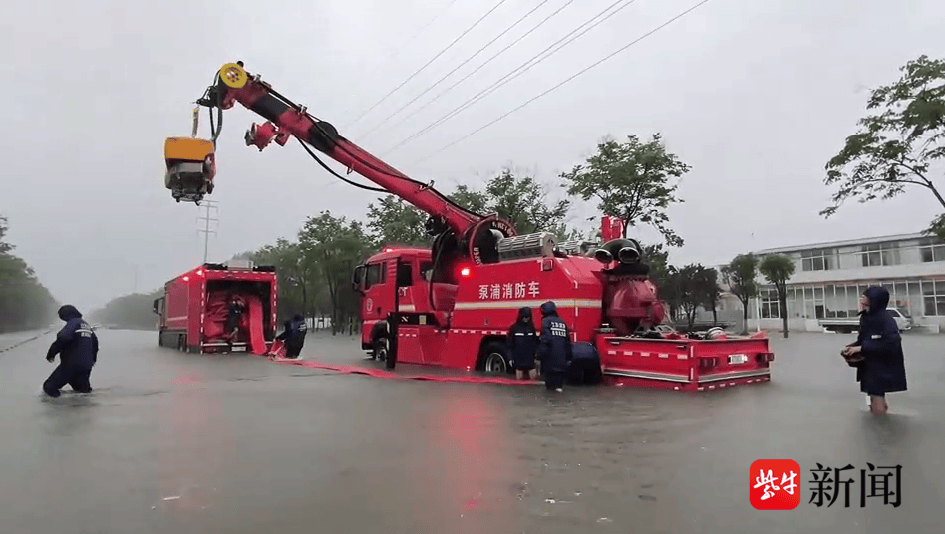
(1, 328, 943, 534)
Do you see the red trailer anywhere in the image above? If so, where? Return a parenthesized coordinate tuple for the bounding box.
(153, 260, 278, 354)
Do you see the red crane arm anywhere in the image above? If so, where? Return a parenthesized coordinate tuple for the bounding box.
(199, 62, 484, 238)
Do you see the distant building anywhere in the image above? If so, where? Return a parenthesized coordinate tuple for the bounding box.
(703, 232, 945, 333)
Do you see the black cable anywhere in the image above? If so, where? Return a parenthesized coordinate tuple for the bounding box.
(357, 0, 552, 141)
(343, 0, 512, 129)
(386, 0, 635, 153)
(415, 0, 712, 164)
(296, 137, 388, 193)
(223, 73, 486, 220)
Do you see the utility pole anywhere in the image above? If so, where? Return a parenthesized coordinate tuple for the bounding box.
(196, 200, 219, 263)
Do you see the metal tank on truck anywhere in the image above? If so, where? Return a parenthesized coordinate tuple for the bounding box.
(163, 61, 775, 391)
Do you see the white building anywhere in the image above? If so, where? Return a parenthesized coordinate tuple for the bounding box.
(710, 232, 945, 333)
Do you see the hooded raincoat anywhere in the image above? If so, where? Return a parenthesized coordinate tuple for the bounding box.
(506, 307, 538, 371)
(538, 301, 572, 374)
(850, 286, 908, 396)
(43, 305, 98, 397)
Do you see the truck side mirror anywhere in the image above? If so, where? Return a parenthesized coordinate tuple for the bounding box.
(352, 265, 365, 293)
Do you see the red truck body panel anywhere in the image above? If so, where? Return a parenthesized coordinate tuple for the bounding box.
(356, 247, 774, 391)
(155, 263, 278, 354)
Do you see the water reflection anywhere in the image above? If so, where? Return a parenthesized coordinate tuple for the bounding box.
(158, 374, 225, 520)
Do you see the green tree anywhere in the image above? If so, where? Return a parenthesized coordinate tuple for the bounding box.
(697, 266, 722, 324)
(448, 185, 489, 215)
(758, 254, 796, 339)
(251, 238, 318, 321)
(480, 169, 570, 234)
(0, 215, 58, 332)
(560, 133, 689, 247)
(669, 264, 705, 330)
(365, 195, 430, 248)
(640, 243, 671, 291)
(721, 253, 759, 334)
(822, 55, 945, 239)
(298, 211, 370, 335)
(89, 291, 163, 330)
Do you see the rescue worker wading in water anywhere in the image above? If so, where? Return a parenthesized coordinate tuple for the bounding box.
(276, 314, 308, 359)
(538, 301, 572, 392)
(506, 307, 538, 380)
(43, 305, 99, 397)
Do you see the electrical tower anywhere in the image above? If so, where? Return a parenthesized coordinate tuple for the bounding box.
(196, 199, 219, 263)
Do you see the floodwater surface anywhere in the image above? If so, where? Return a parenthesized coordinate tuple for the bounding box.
(0, 328, 942, 533)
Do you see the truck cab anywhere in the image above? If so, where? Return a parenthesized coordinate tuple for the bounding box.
(352, 247, 438, 360)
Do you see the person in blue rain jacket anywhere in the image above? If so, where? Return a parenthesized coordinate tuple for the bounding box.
(538, 301, 572, 392)
(842, 286, 907, 415)
(506, 307, 538, 380)
(276, 314, 308, 359)
(43, 305, 99, 397)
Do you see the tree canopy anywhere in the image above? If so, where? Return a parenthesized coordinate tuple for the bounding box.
(822, 54, 945, 238)
(759, 254, 796, 338)
(560, 133, 689, 247)
(721, 253, 759, 333)
(0, 214, 59, 332)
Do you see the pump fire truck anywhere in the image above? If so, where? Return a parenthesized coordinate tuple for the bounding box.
(163, 61, 774, 391)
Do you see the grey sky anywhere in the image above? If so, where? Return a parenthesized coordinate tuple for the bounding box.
(1, 0, 942, 312)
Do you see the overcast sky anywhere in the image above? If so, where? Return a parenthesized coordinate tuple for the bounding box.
(1, 0, 942, 312)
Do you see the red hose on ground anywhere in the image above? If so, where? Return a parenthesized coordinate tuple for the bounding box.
(256, 350, 539, 386)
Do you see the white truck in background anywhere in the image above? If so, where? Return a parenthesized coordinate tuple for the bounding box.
(819, 308, 913, 334)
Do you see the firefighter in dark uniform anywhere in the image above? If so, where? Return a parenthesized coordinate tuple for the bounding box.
(224, 294, 246, 351)
(506, 306, 538, 380)
(538, 301, 572, 392)
(276, 314, 308, 359)
(43, 305, 99, 397)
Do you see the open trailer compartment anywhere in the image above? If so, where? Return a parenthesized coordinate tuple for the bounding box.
(596, 333, 773, 391)
(155, 261, 278, 354)
(201, 277, 277, 354)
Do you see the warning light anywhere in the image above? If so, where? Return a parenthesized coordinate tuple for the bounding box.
(460, 267, 471, 277)
(182, 276, 190, 282)
(196, 269, 203, 276)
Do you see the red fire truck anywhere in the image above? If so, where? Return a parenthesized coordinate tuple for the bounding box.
(164, 61, 775, 391)
(153, 260, 279, 354)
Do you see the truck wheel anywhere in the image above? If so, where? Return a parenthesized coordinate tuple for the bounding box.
(373, 337, 389, 362)
(481, 342, 509, 375)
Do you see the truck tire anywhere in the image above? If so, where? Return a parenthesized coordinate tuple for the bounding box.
(177, 335, 186, 352)
(481, 341, 510, 375)
(372, 337, 389, 362)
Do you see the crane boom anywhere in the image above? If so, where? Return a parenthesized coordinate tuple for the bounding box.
(196, 61, 494, 243)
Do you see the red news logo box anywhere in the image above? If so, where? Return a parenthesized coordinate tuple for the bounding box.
(750, 459, 801, 510)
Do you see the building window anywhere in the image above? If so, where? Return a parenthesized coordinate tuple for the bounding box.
(919, 238, 945, 263)
(800, 249, 838, 271)
(924, 280, 945, 317)
(760, 289, 780, 319)
(860, 242, 901, 267)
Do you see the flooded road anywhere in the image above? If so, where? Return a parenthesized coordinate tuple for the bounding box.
(1, 328, 942, 533)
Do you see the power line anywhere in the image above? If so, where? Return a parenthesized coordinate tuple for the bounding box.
(343, 0, 512, 129)
(375, 0, 577, 153)
(413, 0, 712, 164)
(356, 0, 553, 141)
(383, 0, 636, 154)
(328, 0, 463, 114)
(376, 0, 574, 156)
